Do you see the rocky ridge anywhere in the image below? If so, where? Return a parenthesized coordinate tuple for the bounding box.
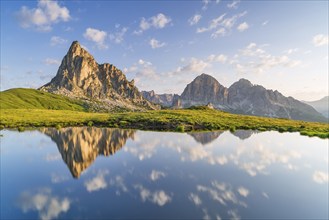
(144, 73, 327, 122)
(40, 41, 157, 111)
(303, 96, 329, 118)
(141, 90, 174, 107)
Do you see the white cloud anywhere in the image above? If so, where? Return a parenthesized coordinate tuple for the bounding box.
(237, 187, 249, 197)
(84, 170, 109, 192)
(127, 59, 157, 78)
(233, 43, 302, 74)
(150, 170, 166, 181)
(151, 13, 171, 28)
(44, 153, 61, 161)
(197, 181, 247, 208)
(227, 0, 240, 9)
(135, 185, 172, 206)
(18, 188, 70, 220)
(51, 173, 69, 183)
(149, 38, 166, 49)
(197, 14, 226, 33)
(189, 193, 202, 206)
(197, 11, 247, 38)
(109, 27, 128, 44)
(211, 28, 226, 39)
(312, 34, 328, 47)
(122, 134, 161, 160)
(313, 171, 328, 184)
(83, 28, 108, 49)
(109, 176, 128, 193)
(202, 0, 210, 10)
(189, 14, 202, 26)
(43, 58, 60, 65)
(50, 36, 67, 46)
(283, 48, 299, 55)
(207, 54, 227, 63)
(222, 11, 247, 29)
(173, 53, 228, 75)
(16, 0, 70, 32)
(237, 22, 249, 32)
(178, 58, 210, 73)
(136, 13, 171, 34)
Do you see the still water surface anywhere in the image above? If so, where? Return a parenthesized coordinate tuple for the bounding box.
(1, 128, 328, 219)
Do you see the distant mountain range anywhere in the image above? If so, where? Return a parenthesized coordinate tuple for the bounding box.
(141, 90, 174, 107)
(142, 74, 327, 122)
(303, 96, 328, 118)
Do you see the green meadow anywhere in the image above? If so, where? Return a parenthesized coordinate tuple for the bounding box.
(1, 88, 328, 138)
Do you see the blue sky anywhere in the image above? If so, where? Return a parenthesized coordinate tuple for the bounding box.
(1, 0, 328, 100)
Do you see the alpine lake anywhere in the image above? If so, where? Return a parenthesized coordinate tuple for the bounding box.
(1, 127, 328, 219)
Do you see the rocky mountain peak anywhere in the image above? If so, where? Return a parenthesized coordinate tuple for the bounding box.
(40, 41, 157, 111)
(194, 73, 218, 83)
(230, 78, 253, 89)
(67, 41, 93, 59)
(180, 73, 228, 106)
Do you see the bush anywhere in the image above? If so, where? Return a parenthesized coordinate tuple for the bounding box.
(278, 127, 286, 133)
(229, 127, 236, 132)
(176, 125, 185, 132)
(18, 127, 25, 132)
(87, 121, 93, 127)
(55, 124, 62, 130)
(119, 121, 128, 126)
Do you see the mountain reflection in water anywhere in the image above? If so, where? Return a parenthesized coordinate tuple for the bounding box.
(1, 128, 328, 220)
(41, 127, 260, 178)
(41, 127, 135, 178)
(188, 130, 258, 145)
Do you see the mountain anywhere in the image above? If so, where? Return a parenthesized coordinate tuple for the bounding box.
(180, 73, 228, 108)
(171, 74, 327, 122)
(40, 41, 157, 111)
(42, 127, 135, 178)
(141, 90, 174, 107)
(0, 88, 86, 111)
(304, 96, 329, 118)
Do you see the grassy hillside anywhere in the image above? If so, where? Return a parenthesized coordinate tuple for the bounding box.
(0, 108, 328, 138)
(0, 88, 86, 111)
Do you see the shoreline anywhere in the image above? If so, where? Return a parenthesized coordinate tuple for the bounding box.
(1, 109, 328, 139)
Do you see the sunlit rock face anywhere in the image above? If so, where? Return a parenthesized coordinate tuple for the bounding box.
(41, 127, 135, 178)
(180, 73, 228, 108)
(39, 41, 157, 110)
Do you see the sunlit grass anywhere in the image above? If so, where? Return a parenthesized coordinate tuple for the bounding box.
(1, 108, 328, 138)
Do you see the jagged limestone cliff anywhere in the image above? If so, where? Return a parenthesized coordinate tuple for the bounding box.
(40, 41, 157, 111)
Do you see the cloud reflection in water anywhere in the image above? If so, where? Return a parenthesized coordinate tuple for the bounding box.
(18, 188, 70, 220)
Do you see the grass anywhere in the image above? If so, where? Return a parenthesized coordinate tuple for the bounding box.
(0, 88, 86, 111)
(1, 108, 328, 138)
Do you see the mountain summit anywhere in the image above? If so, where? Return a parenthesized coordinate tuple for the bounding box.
(40, 41, 156, 110)
(180, 73, 228, 107)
